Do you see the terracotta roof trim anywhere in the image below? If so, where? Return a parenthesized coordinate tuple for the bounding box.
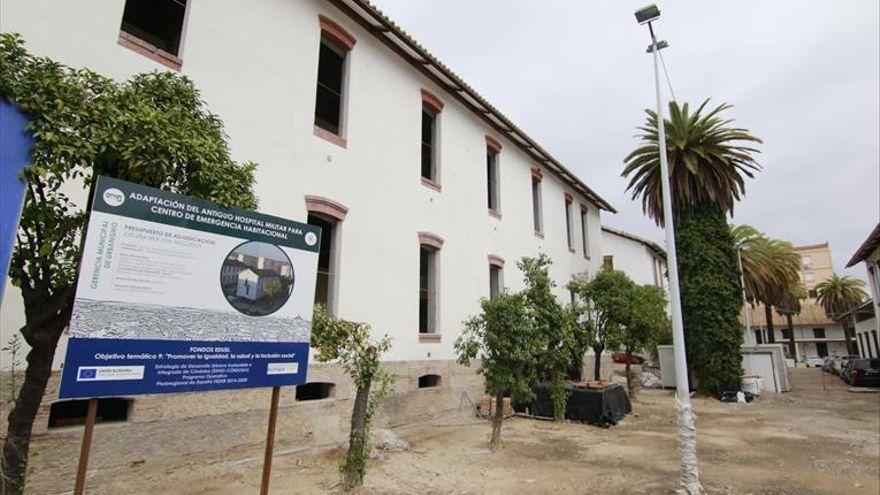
(846, 223, 880, 267)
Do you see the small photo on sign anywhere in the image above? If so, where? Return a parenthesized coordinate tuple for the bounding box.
(221, 241, 295, 317)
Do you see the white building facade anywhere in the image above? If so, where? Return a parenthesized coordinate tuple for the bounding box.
(846, 223, 880, 358)
(0, 0, 613, 440)
(599, 226, 666, 290)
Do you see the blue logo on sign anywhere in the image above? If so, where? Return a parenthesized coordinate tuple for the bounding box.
(79, 368, 97, 379)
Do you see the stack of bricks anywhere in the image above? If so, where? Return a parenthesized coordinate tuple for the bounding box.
(479, 396, 515, 418)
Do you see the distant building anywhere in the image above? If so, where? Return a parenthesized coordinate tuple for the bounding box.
(845, 223, 880, 358)
(236, 268, 281, 301)
(742, 243, 848, 360)
(600, 226, 667, 290)
(221, 259, 249, 288)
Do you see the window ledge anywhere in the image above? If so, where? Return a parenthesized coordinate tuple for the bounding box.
(421, 177, 442, 192)
(419, 333, 441, 343)
(488, 209, 502, 220)
(314, 125, 347, 149)
(118, 31, 182, 71)
(534, 231, 544, 239)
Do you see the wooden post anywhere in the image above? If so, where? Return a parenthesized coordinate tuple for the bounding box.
(73, 398, 98, 495)
(259, 386, 281, 495)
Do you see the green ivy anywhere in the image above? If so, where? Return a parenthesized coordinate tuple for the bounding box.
(675, 203, 744, 395)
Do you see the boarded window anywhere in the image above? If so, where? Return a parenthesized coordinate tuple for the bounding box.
(531, 177, 542, 233)
(489, 264, 502, 299)
(315, 39, 346, 135)
(421, 107, 437, 180)
(419, 246, 438, 333)
(121, 0, 187, 56)
(48, 398, 131, 428)
(418, 374, 441, 388)
(487, 149, 499, 211)
(295, 382, 335, 401)
(308, 214, 335, 310)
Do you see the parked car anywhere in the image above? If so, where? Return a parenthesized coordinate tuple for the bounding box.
(611, 352, 645, 364)
(822, 356, 836, 373)
(803, 356, 824, 368)
(838, 355, 860, 377)
(844, 359, 880, 387)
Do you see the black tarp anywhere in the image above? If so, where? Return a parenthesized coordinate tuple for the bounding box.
(518, 383, 632, 426)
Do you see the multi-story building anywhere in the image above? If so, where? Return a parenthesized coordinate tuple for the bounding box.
(743, 243, 848, 360)
(846, 223, 880, 358)
(0, 0, 613, 447)
(600, 226, 667, 290)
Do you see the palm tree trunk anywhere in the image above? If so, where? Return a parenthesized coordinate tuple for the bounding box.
(786, 314, 797, 361)
(764, 305, 775, 343)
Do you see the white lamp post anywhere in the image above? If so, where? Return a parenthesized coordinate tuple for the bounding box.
(635, 5, 702, 493)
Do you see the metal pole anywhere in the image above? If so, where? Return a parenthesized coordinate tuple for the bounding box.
(737, 247, 753, 345)
(260, 386, 281, 495)
(648, 21, 701, 493)
(73, 398, 98, 495)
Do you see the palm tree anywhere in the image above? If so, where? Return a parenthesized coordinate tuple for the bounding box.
(730, 225, 800, 345)
(815, 275, 868, 355)
(623, 100, 762, 226)
(776, 283, 806, 360)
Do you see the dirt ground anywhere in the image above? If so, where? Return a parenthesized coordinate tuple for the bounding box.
(25, 368, 880, 494)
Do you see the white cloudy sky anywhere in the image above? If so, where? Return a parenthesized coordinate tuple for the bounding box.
(371, 0, 880, 281)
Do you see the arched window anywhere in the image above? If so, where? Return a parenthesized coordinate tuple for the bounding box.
(418, 374, 442, 388)
(306, 196, 348, 314)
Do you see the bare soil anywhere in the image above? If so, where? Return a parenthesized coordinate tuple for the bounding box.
(24, 368, 880, 494)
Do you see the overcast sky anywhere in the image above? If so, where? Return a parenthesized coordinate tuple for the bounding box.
(371, 0, 880, 282)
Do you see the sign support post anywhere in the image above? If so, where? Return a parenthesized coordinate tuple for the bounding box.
(259, 386, 281, 495)
(73, 398, 98, 495)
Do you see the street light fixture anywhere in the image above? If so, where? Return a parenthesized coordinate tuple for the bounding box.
(635, 4, 703, 494)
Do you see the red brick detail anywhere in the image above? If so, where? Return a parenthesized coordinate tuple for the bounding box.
(531, 167, 543, 180)
(485, 135, 503, 153)
(580, 203, 589, 213)
(117, 31, 182, 71)
(564, 193, 573, 203)
(305, 195, 348, 221)
(314, 125, 347, 148)
(488, 254, 505, 268)
(421, 88, 444, 113)
(418, 231, 444, 250)
(421, 177, 442, 192)
(479, 396, 514, 418)
(419, 333, 441, 343)
(319, 15, 357, 50)
(488, 209, 502, 220)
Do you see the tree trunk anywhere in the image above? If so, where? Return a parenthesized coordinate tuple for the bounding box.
(592, 344, 605, 381)
(342, 379, 372, 492)
(764, 305, 775, 343)
(842, 318, 857, 356)
(2, 321, 64, 495)
(625, 347, 635, 400)
(786, 314, 797, 361)
(489, 394, 504, 450)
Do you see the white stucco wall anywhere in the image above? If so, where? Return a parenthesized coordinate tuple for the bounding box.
(0, 0, 607, 368)
(599, 227, 665, 288)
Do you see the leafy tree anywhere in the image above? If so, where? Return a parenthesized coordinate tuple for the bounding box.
(1, 33, 257, 494)
(518, 255, 578, 421)
(569, 269, 632, 381)
(815, 274, 868, 355)
(455, 291, 534, 449)
(262, 279, 282, 298)
(619, 284, 669, 397)
(311, 305, 392, 491)
(624, 100, 762, 396)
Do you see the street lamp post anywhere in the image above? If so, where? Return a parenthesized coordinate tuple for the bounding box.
(635, 5, 702, 494)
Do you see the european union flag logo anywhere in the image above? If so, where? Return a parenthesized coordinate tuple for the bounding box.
(79, 368, 97, 379)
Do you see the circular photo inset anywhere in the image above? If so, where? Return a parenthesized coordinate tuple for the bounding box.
(220, 241, 295, 317)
